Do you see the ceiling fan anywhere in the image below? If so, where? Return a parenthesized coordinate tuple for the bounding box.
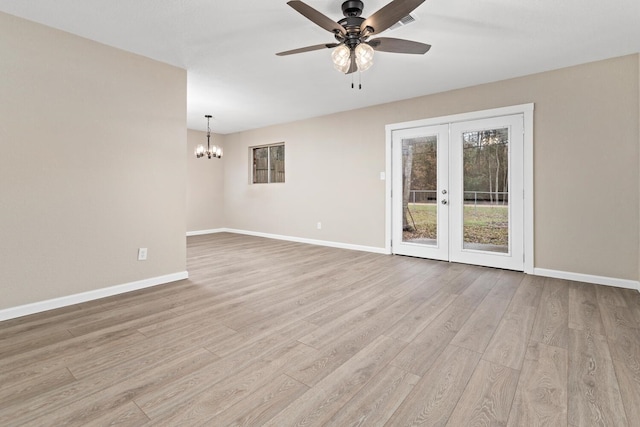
(276, 0, 431, 74)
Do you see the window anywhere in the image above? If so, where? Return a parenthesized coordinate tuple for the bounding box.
(252, 143, 285, 184)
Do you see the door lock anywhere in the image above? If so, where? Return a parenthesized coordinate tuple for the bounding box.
(441, 199, 448, 205)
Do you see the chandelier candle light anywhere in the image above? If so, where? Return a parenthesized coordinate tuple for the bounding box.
(195, 115, 222, 159)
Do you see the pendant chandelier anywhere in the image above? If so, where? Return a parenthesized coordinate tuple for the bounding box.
(194, 115, 222, 159)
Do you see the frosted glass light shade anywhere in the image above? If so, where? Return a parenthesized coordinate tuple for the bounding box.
(331, 45, 351, 73)
(355, 43, 374, 72)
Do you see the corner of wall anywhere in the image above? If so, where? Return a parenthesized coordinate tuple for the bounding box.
(186, 129, 226, 234)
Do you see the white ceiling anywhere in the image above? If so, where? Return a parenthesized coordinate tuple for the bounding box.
(1, 0, 639, 134)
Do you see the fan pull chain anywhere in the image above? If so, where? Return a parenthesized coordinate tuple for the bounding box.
(349, 72, 363, 90)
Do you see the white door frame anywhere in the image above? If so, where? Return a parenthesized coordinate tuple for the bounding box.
(385, 103, 534, 274)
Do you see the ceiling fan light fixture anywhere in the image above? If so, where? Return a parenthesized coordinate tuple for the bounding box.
(331, 44, 351, 73)
(278, 0, 431, 78)
(355, 43, 374, 72)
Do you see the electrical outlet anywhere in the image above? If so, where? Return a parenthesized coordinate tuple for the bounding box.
(317, 222, 322, 230)
(138, 248, 148, 261)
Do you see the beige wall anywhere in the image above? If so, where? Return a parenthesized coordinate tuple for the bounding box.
(0, 12, 187, 310)
(223, 119, 385, 247)
(186, 129, 225, 232)
(1, 11, 637, 315)
(223, 54, 640, 281)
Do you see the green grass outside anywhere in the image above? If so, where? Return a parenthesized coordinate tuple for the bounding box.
(403, 203, 508, 246)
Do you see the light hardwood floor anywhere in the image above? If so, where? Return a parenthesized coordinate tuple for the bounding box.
(1, 233, 639, 426)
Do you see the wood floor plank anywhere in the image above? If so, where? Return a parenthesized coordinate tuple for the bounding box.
(446, 359, 520, 427)
(0, 234, 636, 426)
(1, 347, 218, 425)
(599, 303, 639, 341)
(147, 342, 315, 425)
(204, 374, 309, 427)
(568, 282, 606, 335)
(483, 306, 537, 370)
(297, 294, 392, 349)
(67, 323, 234, 379)
(302, 273, 398, 326)
(507, 341, 568, 427)
(29, 348, 216, 427)
(509, 274, 545, 309)
(620, 288, 640, 323)
(530, 278, 569, 348)
(451, 269, 501, 309)
(0, 367, 76, 409)
(485, 269, 525, 302)
(383, 261, 446, 301)
(0, 328, 74, 359)
(595, 285, 629, 308)
(0, 303, 83, 335)
(567, 328, 627, 426)
(324, 365, 419, 427)
(390, 302, 475, 377)
(608, 330, 640, 424)
(441, 265, 480, 295)
(386, 345, 482, 427)
(91, 401, 150, 426)
(286, 296, 416, 387)
(383, 291, 457, 343)
(0, 329, 148, 386)
(65, 299, 179, 337)
(262, 335, 406, 427)
(450, 295, 511, 353)
(602, 292, 640, 424)
(135, 335, 314, 420)
(204, 316, 316, 358)
(347, 291, 428, 345)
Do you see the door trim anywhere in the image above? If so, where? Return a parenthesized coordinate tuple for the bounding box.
(385, 103, 534, 274)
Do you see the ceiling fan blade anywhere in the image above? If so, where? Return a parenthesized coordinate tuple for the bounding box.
(276, 43, 339, 56)
(287, 1, 346, 35)
(361, 0, 426, 35)
(367, 37, 431, 54)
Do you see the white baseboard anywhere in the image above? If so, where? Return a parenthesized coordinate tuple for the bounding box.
(186, 230, 639, 292)
(186, 228, 226, 236)
(0, 271, 189, 322)
(221, 228, 388, 255)
(534, 268, 640, 291)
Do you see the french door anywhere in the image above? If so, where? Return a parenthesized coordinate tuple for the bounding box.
(391, 114, 524, 271)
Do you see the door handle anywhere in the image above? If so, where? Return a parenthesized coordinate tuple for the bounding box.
(441, 199, 448, 205)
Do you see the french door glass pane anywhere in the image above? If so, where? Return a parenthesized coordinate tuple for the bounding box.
(402, 136, 438, 245)
(462, 128, 509, 253)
